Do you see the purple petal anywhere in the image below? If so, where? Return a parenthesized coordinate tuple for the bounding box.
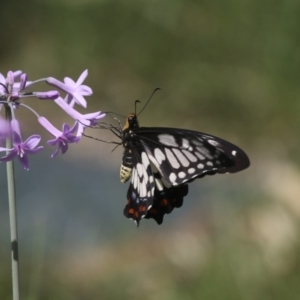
(60, 141, 69, 154)
(76, 69, 88, 86)
(47, 77, 72, 94)
(47, 138, 59, 146)
(64, 77, 75, 86)
(50, 148, 60, 158)
(36, 91, 59, 100)
(0, 147, 12, 152)
(0, 150, 17, 162)
(77, 85, 93, 95)
(82, 112, 106, 126)
(6, 71, 14, 86)
(83, 111, 106, 120)
(23, 135, 42, 149)
(11, 120, 23, 145)
(11, 119, 21, 137)
(67, 135, 80, 143)
(54, 97, 83, 120)
(0, 117, 11, 137)
(72, 92, 87, 108)
(19, 73, 27, 91)
(12, 71, 22, 79)
(77, 123, 85, 137)
(48, 139, 68, 156)
(65, 121, 79, 134)
(62, 123, 70, 133)
(25, 146, 44, 154)
(0, 73, 6, 85)
(38, 116, 62, 137)
(18, 154, 29, 170)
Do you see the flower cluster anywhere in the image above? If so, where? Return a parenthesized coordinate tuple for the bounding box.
(0, 70, 105, 170)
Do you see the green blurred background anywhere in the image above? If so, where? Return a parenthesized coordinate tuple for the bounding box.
(1, 0, 300, 299)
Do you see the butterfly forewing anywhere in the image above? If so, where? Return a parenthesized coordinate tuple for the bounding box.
(137, 128, 249, 186)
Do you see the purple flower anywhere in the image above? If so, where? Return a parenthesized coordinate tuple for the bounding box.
(38, 116, 80, 158)
(47, 70, 92, 108)
(54, 97, 105, 135)
(0, 71, 34, 110)
(0, 119, 43, 170)
(0, 70, 23, 95)
(0, 69, 103, 166)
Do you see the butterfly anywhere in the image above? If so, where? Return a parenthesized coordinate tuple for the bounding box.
(85, 93, 250, 226)
(118, 112, 250, 226)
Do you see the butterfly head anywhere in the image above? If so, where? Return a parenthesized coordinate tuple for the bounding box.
(123, 113, 140, 132)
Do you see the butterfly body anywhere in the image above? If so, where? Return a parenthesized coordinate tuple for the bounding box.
(119, 113, 250, 225)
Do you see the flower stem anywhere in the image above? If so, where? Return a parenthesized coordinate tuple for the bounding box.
(6, 106, 20, 300)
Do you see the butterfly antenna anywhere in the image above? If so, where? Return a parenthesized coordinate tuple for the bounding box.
(137, 88, 161, 116)
(135, 100, 141, 116)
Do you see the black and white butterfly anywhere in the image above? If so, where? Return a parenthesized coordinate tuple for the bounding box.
(117, 113, 250, 225)
(85, 93, 250, 226)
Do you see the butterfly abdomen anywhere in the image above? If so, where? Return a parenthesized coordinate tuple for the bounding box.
(120, 148, 133, 183)
(120, 164, 132, 183)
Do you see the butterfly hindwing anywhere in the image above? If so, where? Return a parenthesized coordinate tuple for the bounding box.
(144, 171, 189, 224)
(123, 148, 155, 225)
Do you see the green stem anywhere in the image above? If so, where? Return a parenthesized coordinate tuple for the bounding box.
(6, 106, 20, 300)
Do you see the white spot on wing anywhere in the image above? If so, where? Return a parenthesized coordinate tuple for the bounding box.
(155, 179, 164, 191)
(165, 148, 180, 169)
(142, 164, 149, 183)
(137, 163, 143, 177)
(232, 150, 237, 156)
(182, 138, 190, 149)
(141, 152, 150, 167)
(197, 163, 204, 169)
(140, 180, 146, 197)
(154, 148, 166, 164)
(188, 168, 196, 174)
(133, 169, 138, 189)
(148, 154, 162, 173)
(178, 171, 186, 178)
(196, 147, 213, 159)
(201, 135, 212, 139)
(195, 152, 205, 160)
(151, 187, 155, 195)
(208, 139, 219, 146)
(158, 134, 178, 147)
(172, 149, 190, 167)
(182, 150, 197, 162)
(169, 172, 177, 183)
(206, 161, 213, 166)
